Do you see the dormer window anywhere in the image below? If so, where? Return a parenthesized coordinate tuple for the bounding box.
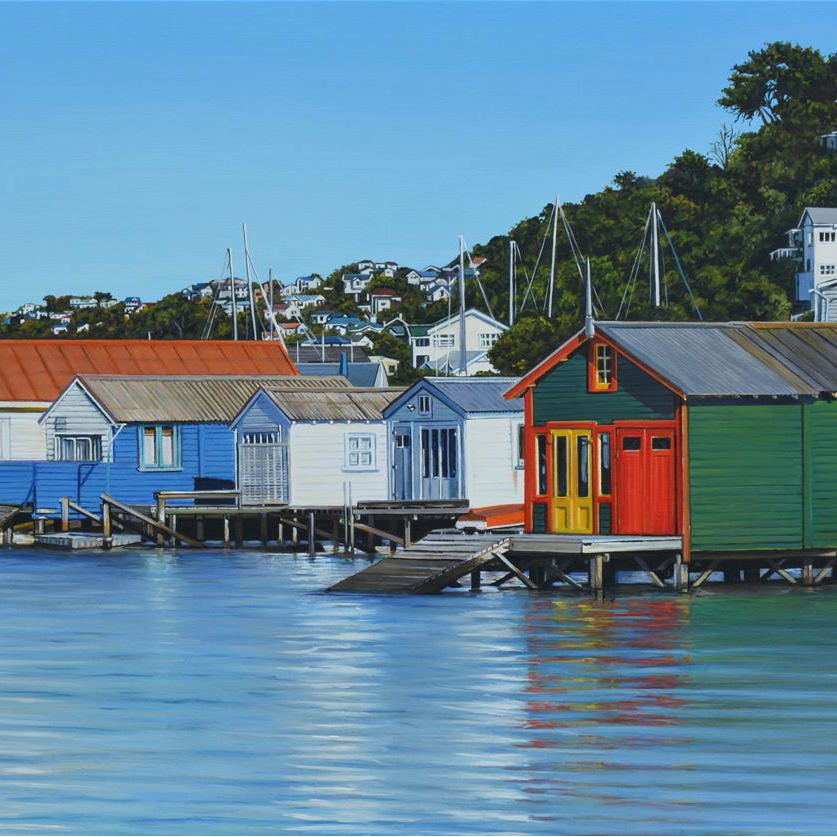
(588, 341, 617, 392)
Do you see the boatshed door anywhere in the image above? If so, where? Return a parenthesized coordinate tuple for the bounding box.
(550, 429, 593, 533)
(419, 426, 459, 499)
(239, 430, 288, 505)
(615, 428, 675, 534)
(392, 426, 413, 500)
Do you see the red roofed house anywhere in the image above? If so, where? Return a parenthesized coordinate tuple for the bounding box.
(0, 340, 297, 460)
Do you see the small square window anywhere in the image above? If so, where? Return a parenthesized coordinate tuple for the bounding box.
(418, 395, 431, 416)
(345, 433, 375, 470)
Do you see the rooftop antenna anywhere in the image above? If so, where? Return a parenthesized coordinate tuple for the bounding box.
(547, 194, 558, 318)
(458, 235, 467, 376)
(228, 247, 238, 341)
(584, 258, 595, 338)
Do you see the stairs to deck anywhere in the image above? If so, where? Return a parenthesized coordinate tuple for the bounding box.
(328, 531, 511, 594)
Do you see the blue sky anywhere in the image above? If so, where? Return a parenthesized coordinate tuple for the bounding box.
(0, 2, 833, 310)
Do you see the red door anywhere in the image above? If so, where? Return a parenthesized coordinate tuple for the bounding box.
(615, 428, 676, 535)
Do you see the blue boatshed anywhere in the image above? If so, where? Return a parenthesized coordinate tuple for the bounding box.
(382, 377, 524, 507)
(0, 374, 347, 517)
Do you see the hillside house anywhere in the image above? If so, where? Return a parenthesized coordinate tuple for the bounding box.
(410, 309, 507, 374)
(369, 288, 402, 319)
(342, 273, 373, 297)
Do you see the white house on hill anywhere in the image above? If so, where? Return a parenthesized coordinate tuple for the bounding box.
(410, 309, 507, 375)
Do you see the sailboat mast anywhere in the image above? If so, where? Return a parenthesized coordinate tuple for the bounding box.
(242, 223, 259, 339)
(458, 235, 467, 376)
(268, 266, 274, 340)
(547, 195, 558, 318)
(228, 247, 238, 341)
(508, 240, 515, 326)
(651, 201, 661, 307)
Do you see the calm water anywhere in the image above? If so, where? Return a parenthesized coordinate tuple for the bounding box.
(0, 547, 835, 835)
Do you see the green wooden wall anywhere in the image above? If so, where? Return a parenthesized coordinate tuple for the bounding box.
(804, 400, 837, 549)
(688, 402, 803, 551)
(533, 350, 675, 425)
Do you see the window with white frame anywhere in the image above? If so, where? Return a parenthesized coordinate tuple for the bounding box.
(345, 433, 375, 470)
(139, 425, 181, 469)
(433, 333, 455, 348)
(516, 423, 525, 468)
(418, 395, 431, 416)
(820, 264, 836, 276)
(479, 332, 500, 349)
(413, 337, 430, 347)
(58, 435, 102, 462)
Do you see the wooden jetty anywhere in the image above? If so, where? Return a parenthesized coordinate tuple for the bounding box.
(328, 531, 512, 593)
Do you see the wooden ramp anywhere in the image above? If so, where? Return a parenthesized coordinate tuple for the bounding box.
(328, 531, 511, 594)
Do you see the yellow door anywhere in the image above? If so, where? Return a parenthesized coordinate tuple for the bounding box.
(550, 429, 593, 533)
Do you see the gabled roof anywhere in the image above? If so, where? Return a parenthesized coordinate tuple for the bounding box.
(287, 345, 370, 364)
(296, 362, 384, 388)
(48, 374, 348, 424)
(428, 308, 507, 334)
(800, 207, 837, 227)
(506, 321, 837, 400)
(385, 376, 521, 418)
(419, 349, 490, 374)
(0, 339, 297, 403)
(258, 386, 404, 422)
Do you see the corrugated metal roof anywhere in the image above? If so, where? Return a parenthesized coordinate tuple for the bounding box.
(74, 375, 349, 422)
(0, 339, 297, 402)
(596, 322, 837, 397)
(426, 377, 523, 413)
(804, 207, 837, 225)
(296, 362, 383, 388)
(263, 387, 404, 421)
(286, 345, 370, 364)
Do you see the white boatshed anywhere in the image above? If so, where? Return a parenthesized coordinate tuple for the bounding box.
(230, 386, 403, 506)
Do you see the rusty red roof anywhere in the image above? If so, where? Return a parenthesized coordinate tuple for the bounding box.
(0, 339, 297, 402)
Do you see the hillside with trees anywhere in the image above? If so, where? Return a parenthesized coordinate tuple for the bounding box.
(2, 43, 836, 381)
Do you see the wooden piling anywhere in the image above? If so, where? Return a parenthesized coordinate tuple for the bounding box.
(223, 516, 230, 549)
(308, 511, 316, 558)
(234, 516, 243, 547)
(470, 570, 481, 591)
(260, 513, 268, 548)
(101, 501, 112, 550)
(155, 496, 166, 547)
(60, 497, 70, 533)
(196, 516, 205, 543)
(674, 553, 689, 592)
(803, 561, 815, 586)
(589, 554, 605, 596)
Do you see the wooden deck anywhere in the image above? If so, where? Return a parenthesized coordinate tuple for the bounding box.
(509, 533, 683, 554)
(328, 531, 511, 594)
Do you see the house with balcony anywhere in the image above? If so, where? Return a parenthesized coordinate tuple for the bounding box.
(773, 207, 837, 320)
(410, 309, 507, 375)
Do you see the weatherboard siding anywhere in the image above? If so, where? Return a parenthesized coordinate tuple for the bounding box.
(463, 416, 524, 507)
(288, 422, 389, 506)
(44, 384, 112, 460)
(0, 406, 49, 460)
(532, 350, 675, 425)
(688, 402, 803, 552)
(804, 400, 837, 549)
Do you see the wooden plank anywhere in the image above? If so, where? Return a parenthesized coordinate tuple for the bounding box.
(691, 559, 720, 589)
(814, 559, 836, 585)
(101, 494, 202, 548)
(767, 558, 798, 585)
(341, 518, 404, 547)
(493, 553, 537, 589)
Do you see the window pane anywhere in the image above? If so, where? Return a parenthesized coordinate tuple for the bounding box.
(440, 429, 449, 478)
(160, 427, 175, 466)
(555, 437, 567, 497)
(143, 427, 157, 465)
(77, 438, 90, 460)
(61, 437, 74, 461)
(651, 436, 671, 451)
(577, 436, 589, 498)
(431, 429, 439, 477)
(599, 432, 611, 495)
(537, 435, 547, 495)
(517, 424, 525, 464)
(421, 429, 430, 478)
(622, 436, 641, 451)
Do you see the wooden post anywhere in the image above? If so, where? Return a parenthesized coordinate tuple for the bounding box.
(102, 501, 112, 550)
(34, 517, 45, 536)
(155, 496, 166, 547)
(367, 514, 376, 554)
(404, 517, 412, 549)
(723, 564, 740, 584)
(278, 521, 285, 545)
(223, 516, 230, 549)
(196, 516, 205, 543)
(674, 553, 689, 592)
(470, 570, 481, 591)
(234, 516, 243, 547)
(742, 562, 760, 583)
(61, 497, 70, 533)
(348, 506, 355, 555)
(260, 513, 268, 548)
(4, 527, 12, 545)
(332, 517, 340, 552)
(803, 561, 815, 586)
(171, 514, 178, 547)
(342, 506, 349, 551)
(589, 554, 605, 596)
(291, 517, 298, 546)
(308, 511, 316, 558)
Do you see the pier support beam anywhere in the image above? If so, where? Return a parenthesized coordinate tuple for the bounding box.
(223, 516, 230, 549)
(589, 553, 606, 596)
(674, 554, 689, 592)
(196, 517, 205, 543)
(470, 570, 481, 591)
(803, 561, 815, 586)
(308, 512, 316, 558)
(260, 514, 268, 548)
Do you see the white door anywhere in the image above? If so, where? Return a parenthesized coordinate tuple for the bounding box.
(238, 430, 288, 505)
